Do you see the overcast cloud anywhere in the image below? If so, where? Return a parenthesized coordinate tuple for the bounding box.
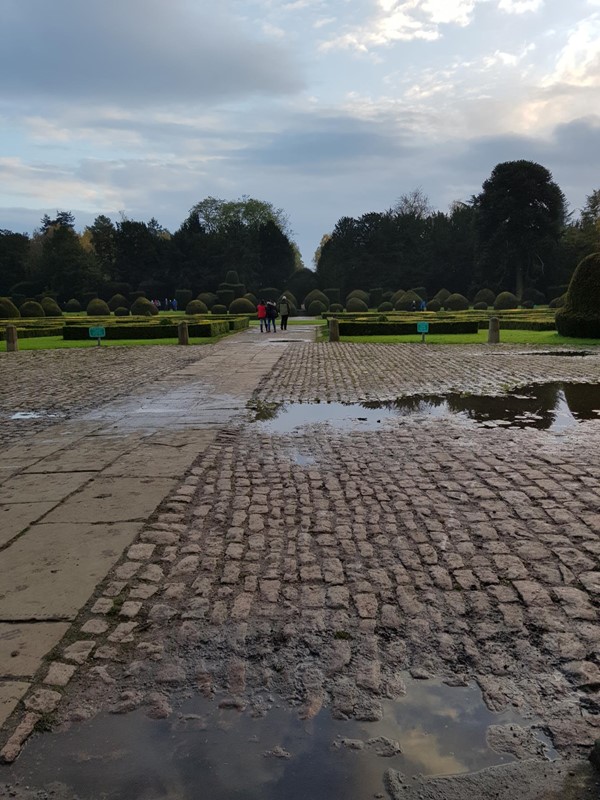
(1, 0, 599, 263)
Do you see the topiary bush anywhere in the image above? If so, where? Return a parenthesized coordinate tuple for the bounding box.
(433, 288, 451, 305)
(41, 297, 63, 316)
(370, 288, 384, 308)
(411, 286, 427, 300)
(494, 291, 519, 310)
(549, 294, 566, 309)
(556, 252, 600, 338)
(81, 292, 99, 308)
(243, 292, 258, 306)
(20, 300, 45, 317)
(307, 300, 327, 316)
(175, 289, 193, 309)
(186, 300, 209, 315)
(426, 299, 442, 312)
(86, 298, 111, 316)
(443, 293, 470, 311)
(281, 290, 298, 308)
(130, 297, 158, 316)
(330, 303, 344, 312)
(377, 301, 394, 312)
(520, 300, 534, 309)
(65, 298, 81, 312)
(324, 288, 340, 306)
(229, 298, 256, 314)
(225, 270, 240, 284)
(303, 289, 329, 309)
(346, 289, 370, 306)
(395, 290, 422, 311)
(114, 306, 130, 316)
(473, 288, 496, 306)
(473, 301, 488, 310)
(0, 297, 20, 318)
(197, 292, 218, 309)
(382, 291, 394, 301)
(346, 297, 368, 312)
(523, 287, 546, 305)
(211, 304, 228, 315)
(391, 289, 406, 305)
(216, 289, 234, 308)
(108, 293, 129, 311)
(258, 287, 280, 302)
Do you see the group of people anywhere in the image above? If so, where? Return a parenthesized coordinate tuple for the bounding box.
(256, 296, 291, 332)
(152, 298, 178, 311)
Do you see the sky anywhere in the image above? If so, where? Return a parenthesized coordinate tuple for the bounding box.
(1, 0, 599, 265)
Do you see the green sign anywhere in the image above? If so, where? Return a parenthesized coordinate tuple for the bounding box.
(89, 326, 106, 338)
(417, 322, 429, 333)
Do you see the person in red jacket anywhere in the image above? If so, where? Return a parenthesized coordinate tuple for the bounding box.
(257, 299, 267, 332)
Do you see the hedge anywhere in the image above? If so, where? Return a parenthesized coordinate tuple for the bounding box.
(338, 321, 479, 336)
(62, 321, 229, 340)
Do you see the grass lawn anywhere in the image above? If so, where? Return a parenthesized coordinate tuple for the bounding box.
(11, 336, 221, 351)
(340, 330, 600, 346)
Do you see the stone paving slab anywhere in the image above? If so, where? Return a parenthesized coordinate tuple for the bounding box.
(0, 503, 58, 548)
(0, 623, 71, 677)
(103, 440, 214, 479)
(0, 683, 30, 728)
(0, 472, 96, 504)
(0, 522, 143, 620)
(22, 436, 141, 474)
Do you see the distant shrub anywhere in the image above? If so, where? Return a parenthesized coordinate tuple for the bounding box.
(346, 289, 370, 306)
(186, 300, 209, 315)
(330, 303, 344, 312)
(0, 297, 20, 318)
(130, 297, 158, 316)
(64, 298, 81, 312)
(411, 286, 427, 301)
(433, 288, 451, 305)
(443, 293, 469, 311)
(494, 291, 519, 310)
(520, 300, 534, 309)
(523, 288, 546, 305)
(86, 298, 111, 316)
(426, 299, 442, 312)
(281, 290, 298, 308)
(307, 300, 327, 316)
(258, 287, 280, 302)
(175, 289, 193, 309)
(108, 293, 129, 311)
(304, 289, 329, 309)
(391, 289, 406, 305)
(211, 304, 228, 315)
(19, 300, 45, 318)
(81, 292, 99, 308)
(225, 270, 239, 284)
(382, 291, 394, 301)
(346, 297, 368, 312)
(473, 288, 496, 306)
(216, 289, 234, 308)
(556, 252, 600, 338)
(473, 301, 488, 310)
(395, 290, 422, 311)
(114, 306, 130, 316)
(41, 297, 63, 316)
(324, 288, 340, 306)
(370, 288, 384, 308)
(377, 301, 394, 312)
(197, 292, 218, 309)
(229, 298, 256, 314)
(549, 294, 566, 309)
(243, 292, 258, 306)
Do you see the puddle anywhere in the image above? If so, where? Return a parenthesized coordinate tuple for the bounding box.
(8, 411, 64, 420)
(5, 679, 554, 799)
(527, 351, 591, 357)
(257, 383, 600, 434)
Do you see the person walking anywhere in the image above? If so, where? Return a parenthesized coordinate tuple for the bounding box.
(265, 300, 278, 332)
(257, 299, 267, 332)
(278, 295, 290, 331)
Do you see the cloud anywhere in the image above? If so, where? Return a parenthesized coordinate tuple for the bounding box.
(0, 0, 304, 107)
(497, 0, 544, 12)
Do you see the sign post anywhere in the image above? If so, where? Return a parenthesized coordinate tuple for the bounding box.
(417, 321, 429, 343)
(89, 326, 106, 346)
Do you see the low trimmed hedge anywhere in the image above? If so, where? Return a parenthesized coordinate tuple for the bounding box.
(62, 321, 229, 340)
(339, 320, 479, 336)
(1, 326, 60, 340)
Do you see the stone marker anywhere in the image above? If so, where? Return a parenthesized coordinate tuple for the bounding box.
(488, 316, 500, 343)
(329, 318, 340, 343)
(5, 324, 18, 352)
(178, 321, 189, 345)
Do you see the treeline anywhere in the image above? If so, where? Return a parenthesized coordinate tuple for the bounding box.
(0, 197, 300, 303)
(316, 161, 600, 300)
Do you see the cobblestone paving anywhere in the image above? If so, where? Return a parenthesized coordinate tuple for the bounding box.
(31, 342, 600, 761)
(0, 346, 211, 448)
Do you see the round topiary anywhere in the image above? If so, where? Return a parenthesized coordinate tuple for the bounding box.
(307, 300, 327, 316)
(473, 288, 496, 306)
(443, 293, 469, 311)
(493, 291, 519, 310)
(395, 290, 422, 311)
(114, 306, 130, 316)
(303, 289, 329, 309)
(0, 297, 21, 318)
(556, 252, 600, 338)
(130, 297, 158, 316)
(20, 300, 46, 317)
(346, 297, 368, 312)
(377, 301, 394, 312)
(433, 288, 451, 305)
(64, 298, 81, 312)
(346, 289, 370, 306)
(243, 292, 258, 305)
(211, 304, 228, 315)
(473, 301, 488, 310)
(197, 292, 218, 309)
(41, 297, 63, 316)
(108, 293, 129, 311)
(426, 299, 442, 312)
(86, 298, 111, 316)
(548, 294, 566, 309)
(330, 303, 344, 312)
(186, 300, 209, 315)
(229, 298, 256, 314)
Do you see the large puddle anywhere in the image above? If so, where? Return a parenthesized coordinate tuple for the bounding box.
(255, 382, 600, 434)
(5, 678, 554, 799)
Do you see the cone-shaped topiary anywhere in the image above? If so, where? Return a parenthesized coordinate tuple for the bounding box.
(307, 300, 327, 316)
(229, 298, 256, 314)
(473, 288, 496, 306)
(395, 290, 422, 311)
(87, 298, 111, 316)
(65, 298, 81, 312)
(41, 297, 63, 316)
(108, 293, 129, 311)
(377, 301, 394, 312)
(433, 288, 451, 305)
(346, 297, 368, 312)
(130, 297, 158, 316)
(0, 297, 21, 318)
(426, 299, 442, 311)
(346, 289, 370, 305)
(304, 289, 330, 309)
(443, 293, 469, 311)
(494, 291, 519, 310)
(186, 300, 209, 314)
(114, 306, 130, 316)
(556, 252, 600, 338)
(473, 301, 488, 310)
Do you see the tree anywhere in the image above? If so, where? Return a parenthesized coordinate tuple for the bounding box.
(0, 230, 30, 295)
(475, 161, 567, 298)
(87, 215, 117, 280)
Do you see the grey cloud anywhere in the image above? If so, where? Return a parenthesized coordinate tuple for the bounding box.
(0, 0, 304, 106)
